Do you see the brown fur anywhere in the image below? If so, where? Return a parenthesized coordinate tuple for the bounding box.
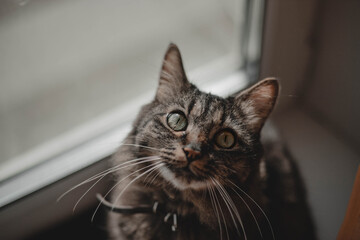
(106, 44, 316, 240)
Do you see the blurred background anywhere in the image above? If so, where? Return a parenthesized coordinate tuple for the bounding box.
(0, 0, 359, 239)
(0, 0, 245, 178)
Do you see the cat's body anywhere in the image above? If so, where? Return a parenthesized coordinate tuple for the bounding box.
(106, 44, 315, 240)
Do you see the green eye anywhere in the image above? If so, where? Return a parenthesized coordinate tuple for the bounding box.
(215, 130, 235, 149)
(167, 112, 187, 131)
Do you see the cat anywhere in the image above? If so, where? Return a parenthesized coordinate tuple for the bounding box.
(104, 43, 316, 240)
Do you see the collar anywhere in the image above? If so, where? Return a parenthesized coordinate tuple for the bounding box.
(96, 193, 178, 231)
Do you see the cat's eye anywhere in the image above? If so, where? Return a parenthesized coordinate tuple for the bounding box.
(167, 112, 187, 131)
(215, 130, 236, 149)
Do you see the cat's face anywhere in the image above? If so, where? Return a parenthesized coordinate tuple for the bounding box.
(132, 44, 278, 191)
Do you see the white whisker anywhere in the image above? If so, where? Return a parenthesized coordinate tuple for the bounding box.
(112, 163, 164, 209)
(142, 164, 161, 187)
(72, 157, 160, 211)
(85, 156, 159, 183)
(57, 156, 159, 202)
(211, 183, 229, 240)
(213, 178, 246, 239)
(146, 168, 162, 187)
(228, 180, 275, 240)
(207, 182, 223, 240)
(212, 178, 243, 239)
(230, 186, 263, 239)
(91, 161, 162, 222)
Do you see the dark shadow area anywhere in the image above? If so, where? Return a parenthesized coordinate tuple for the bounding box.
(27, 206, 107, 240)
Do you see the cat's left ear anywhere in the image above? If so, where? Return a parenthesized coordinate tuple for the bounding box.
(234, 78, 279, 132)
(155, 43, 191, 102)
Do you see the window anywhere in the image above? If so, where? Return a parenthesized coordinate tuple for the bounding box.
(0, 0, 264, 238)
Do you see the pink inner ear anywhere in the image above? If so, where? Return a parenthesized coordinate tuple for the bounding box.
(237, 79, 279, 131)
(255, 84, 276, 100)
(252, 82, 278, 108)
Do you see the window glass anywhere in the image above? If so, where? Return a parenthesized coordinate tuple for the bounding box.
(0, 0, 249, 181)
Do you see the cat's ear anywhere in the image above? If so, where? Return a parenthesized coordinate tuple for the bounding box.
(156, 43, 190, 101)
(234, 78, 279, 132)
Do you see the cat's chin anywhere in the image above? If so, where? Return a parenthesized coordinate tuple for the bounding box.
(160, 166, 209, 191)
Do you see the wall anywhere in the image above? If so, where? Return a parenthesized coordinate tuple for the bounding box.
(303, 0, 360, 155)
(261, 1, 360, 239)
(260, 0, 319, 112)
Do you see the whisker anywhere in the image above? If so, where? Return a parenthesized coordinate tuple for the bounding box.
(211, 183, 229, 240)
(91, 161, 162, 222)
(207, 182, 223, 240)
(72, 157, 161, 211)
(146, 169, 162, 187)
(57, 156, 159, 202)
(230, 186, 263, 239)
(211, 178, 243, 239)
(112, 163, 164, 210)
(85, 156, 159, 183)
(142, 164, 161, 187)
(228, 180, 275, 240)
(213, 178, 246, 240)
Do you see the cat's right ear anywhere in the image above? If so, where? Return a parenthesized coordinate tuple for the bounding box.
(234, 78, 279, 133)
(155, 43, 191, 102)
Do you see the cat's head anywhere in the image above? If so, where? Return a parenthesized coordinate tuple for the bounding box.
(132, 44, 278, 190)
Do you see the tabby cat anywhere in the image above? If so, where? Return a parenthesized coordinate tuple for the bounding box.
(105, 44, 316, 240)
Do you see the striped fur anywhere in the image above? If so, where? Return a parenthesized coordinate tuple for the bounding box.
(107, 44, 316, 240)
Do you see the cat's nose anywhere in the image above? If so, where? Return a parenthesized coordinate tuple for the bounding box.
(182, 144, 202, 162)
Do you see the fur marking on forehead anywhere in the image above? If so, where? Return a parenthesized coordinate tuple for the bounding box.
(212, 107, 224, 125)
(189, 98, 203, 116)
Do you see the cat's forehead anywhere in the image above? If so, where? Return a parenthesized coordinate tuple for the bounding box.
(188, 93, 224, 117)
(165, 91, 240, 126)
(164, 91, 226, 115)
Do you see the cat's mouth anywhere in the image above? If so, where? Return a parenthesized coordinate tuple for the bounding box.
(156, 159, 211, 189)
(160, 164, 210, 190)
(165, 159, 208, 177)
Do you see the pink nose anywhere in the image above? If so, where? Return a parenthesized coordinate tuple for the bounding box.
(183, 147, 202, 162)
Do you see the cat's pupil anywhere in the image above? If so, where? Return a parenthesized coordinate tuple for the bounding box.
(216, 130, 235, 149)
(167, 112, 187, 131)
